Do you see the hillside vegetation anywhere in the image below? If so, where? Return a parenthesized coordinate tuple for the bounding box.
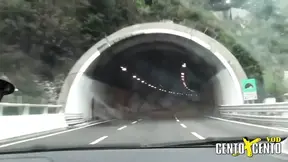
(0, 0, 287, 103)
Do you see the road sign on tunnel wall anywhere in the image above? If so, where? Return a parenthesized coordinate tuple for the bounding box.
(241, 78, 258, 101)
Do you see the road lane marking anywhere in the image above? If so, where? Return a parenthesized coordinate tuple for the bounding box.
(191, 132, 205, 140)
(175, 116, 180, 122)
(180, 123, 187, 128)
(208, 116, 288, 155)
(131, 121, 137, 124)
(117, 125, 127, 130)
(138, 119, 142, 121)
(89, 136, 108, 145)
(0, 120, 114, 148)
(208, 116, 288, 154)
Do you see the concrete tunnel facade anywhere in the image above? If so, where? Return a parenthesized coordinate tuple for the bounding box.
(58, 22, 247, 120)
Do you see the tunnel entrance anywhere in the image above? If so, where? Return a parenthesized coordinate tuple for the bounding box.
(58, 22, 247, 120)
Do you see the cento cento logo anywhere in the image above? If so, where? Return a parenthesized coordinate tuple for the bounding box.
(215, 137, 284, 157)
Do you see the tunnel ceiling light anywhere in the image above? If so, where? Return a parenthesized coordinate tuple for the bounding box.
(130, 73, 195, 97)
(182, 63, 186, 68)
(179, 71, 197, 96)
(121, 66, 127, 71)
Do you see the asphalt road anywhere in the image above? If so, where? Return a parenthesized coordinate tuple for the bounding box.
(1, 111, 288, 152)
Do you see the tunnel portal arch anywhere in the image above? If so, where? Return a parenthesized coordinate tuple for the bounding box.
(58, 22, 247, 117)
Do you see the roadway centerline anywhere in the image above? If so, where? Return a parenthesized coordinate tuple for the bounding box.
(191, 132, 205, 140)
(117, 125, 127, 130)
(180, 123, 187, 128)
(89, 136, 108, 145)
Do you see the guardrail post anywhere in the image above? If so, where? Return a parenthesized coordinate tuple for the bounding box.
(59, 106, 65, 113)
(23, 105, 29, 115)
(0, 105, 3, 115)
(43, 106, 49, 114)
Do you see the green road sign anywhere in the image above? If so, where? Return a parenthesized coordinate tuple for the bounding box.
(242, 79, 257, 93)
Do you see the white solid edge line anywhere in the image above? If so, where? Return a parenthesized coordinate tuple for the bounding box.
(89, 136, 108, 145)
(208, 116, 288, 154)
(191, 132, 205, 140)
(117, 125, 127, 130)
(180, 123, 187, 128)
(0, 120, 114, 148)
(131, 121, 137, 124)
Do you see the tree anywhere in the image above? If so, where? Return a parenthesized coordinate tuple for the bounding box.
(1, 0, 287, 103)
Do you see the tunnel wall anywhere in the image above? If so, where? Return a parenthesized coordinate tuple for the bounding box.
(200, 69, 243, 106)
(59, 73, 145, 120)
(59, 22, 247, 119)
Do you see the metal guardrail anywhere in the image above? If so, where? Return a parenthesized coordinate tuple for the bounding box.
(0, 102, 62, 107)
(220, 113, 288, 122)
(219, 103, 288, 113)
(0, 103, 87, 126)
(0, 102, 62, 115)
(2, 102, 288, 126)
(219, 103, 288, 127)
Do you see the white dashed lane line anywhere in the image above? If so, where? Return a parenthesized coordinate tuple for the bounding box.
(131, 121, 137, 124)
(180, 123, 187, 128)
(117, 125, 127, 130)
(191, 132, 205, 140)
(175, 116, 179, 122)
(90, 136, 108, 145)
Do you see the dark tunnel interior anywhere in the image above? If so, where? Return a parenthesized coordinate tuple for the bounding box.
(85, 34, 221, 119)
